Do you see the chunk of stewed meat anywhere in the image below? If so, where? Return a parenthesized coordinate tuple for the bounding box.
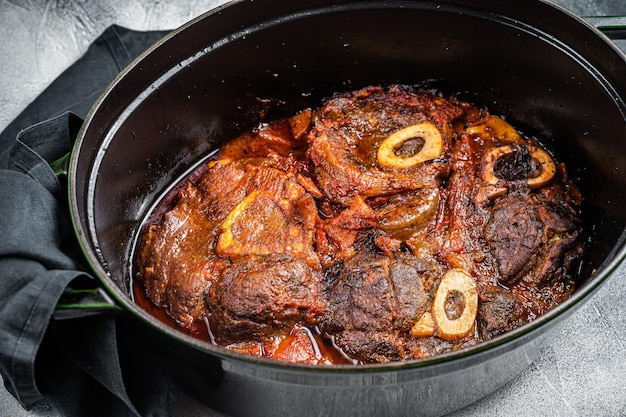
(484, 189, 581, 286)
(320, 251, 442, 363)
(208, 255, 327, 344)
(477, 287, 529, 339)
(138, 183, 228, 327)
(484, 193, 544, 285)
(307, 85, 465, 204)
(138, 157, 321, 327)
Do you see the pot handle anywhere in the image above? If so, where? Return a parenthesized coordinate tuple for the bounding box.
(585, 16, 626, 40)
(54, 286, 123, 320)
(49, 152, 123, 320)
(50, 151, 71, 179)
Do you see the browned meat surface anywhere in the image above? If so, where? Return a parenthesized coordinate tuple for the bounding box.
(485, 193, 545, 284)
(307, 85, 465, 204)
(137, 114, 319, 328)
(485, 190, 581, 287)
(477, 286, 529, 338)
(136, 85, 584, 364)
(208, 255, 326, 344)
(321, 249, 442, 362)
(138, 183, 228, 327)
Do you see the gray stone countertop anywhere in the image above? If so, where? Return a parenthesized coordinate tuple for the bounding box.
(1, 1, 625, 416)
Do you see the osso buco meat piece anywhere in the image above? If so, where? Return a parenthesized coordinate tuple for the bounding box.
(136, 85, 584, 364)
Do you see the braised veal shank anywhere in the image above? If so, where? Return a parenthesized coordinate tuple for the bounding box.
(136, 85, 583, 364)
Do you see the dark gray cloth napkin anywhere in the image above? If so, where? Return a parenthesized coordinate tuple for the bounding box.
(0, 26, 173, 417)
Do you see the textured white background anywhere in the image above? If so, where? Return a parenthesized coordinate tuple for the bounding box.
(1, 1, 626, 416)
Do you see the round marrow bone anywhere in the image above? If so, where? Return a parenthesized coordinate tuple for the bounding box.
(482, 144, 556, 189)
(431, 269, 478, 341)
(377, 122, 443, 169)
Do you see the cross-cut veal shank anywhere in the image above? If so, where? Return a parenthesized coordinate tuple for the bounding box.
(136, 85, 584, 364)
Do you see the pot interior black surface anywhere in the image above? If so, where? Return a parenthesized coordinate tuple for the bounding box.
(72, 0, 626, 367)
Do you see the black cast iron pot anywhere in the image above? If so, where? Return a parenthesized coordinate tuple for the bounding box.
(67, 1, 626, 416)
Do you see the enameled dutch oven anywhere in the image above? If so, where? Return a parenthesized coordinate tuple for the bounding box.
(67, 1, 626, 416)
